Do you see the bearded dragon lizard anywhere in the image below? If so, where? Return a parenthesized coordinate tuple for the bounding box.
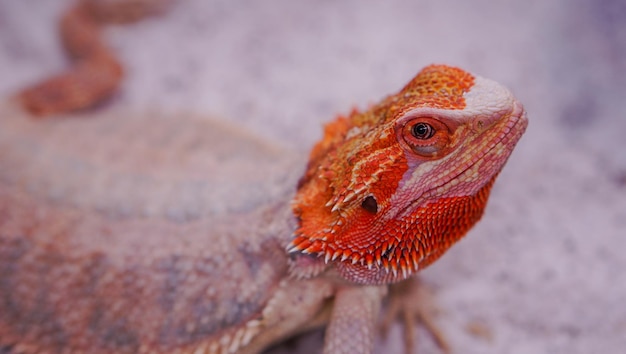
(0, 2, 528, 353)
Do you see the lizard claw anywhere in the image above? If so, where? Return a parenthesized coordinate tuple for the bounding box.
(380, 277, 450, 354)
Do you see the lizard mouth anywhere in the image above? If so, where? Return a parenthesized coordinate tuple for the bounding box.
(448, 100, 527, 186)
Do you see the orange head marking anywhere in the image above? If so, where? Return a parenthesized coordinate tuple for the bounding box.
(290, 65, 528, 284)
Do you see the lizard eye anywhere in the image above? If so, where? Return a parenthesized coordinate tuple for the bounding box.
(411, 123, 435, 139)
(401, 117, 452, 158)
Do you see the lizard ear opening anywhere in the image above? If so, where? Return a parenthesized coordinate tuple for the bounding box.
(361, 195, 378, 214)
(400, 117, 452, 158)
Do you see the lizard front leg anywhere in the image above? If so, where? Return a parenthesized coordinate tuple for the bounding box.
(381, 277, 450, 354)
(324, 285, 387, 354)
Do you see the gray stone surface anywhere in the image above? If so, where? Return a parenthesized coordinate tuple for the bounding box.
(1, 0, 625, 353)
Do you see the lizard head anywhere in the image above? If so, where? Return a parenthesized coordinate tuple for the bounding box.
(290, 65, 527, 284)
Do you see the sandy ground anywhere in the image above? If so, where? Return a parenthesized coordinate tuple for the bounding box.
(1, 0, 625, 353)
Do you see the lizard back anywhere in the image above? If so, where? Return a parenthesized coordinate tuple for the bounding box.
(0, 104, 303, 353)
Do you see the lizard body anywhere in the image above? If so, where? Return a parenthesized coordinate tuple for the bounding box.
(0, 106, 311, 353)
(0, 63, 527, 353)
(0, 4, 528, 352)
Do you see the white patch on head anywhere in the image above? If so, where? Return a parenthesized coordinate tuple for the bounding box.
(463, 76, 515, 120)
(392, 76, 515, 135)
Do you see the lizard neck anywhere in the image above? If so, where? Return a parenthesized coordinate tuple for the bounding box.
(333, 175, 497, 284)
(288, 176, 497, 284)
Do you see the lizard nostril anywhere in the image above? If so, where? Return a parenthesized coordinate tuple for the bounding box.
(361, 195, 378, 214)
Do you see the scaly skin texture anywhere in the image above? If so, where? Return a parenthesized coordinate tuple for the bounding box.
(1, 2, 528, 353)
(291, 65, 527, 285)
(0, 64, 527, 353)
(0, 105, 317, 354)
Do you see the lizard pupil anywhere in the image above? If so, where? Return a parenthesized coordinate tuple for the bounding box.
(361, 195, 378, 214)
(411, 122, 434, 139)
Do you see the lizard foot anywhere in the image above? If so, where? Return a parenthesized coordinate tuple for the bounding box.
(380, 277, 450, 354)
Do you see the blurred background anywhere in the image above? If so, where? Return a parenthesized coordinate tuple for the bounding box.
(1, 0, 625, 353)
